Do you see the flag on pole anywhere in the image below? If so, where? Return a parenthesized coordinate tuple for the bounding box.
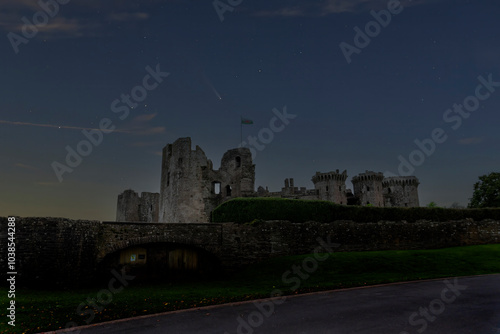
(241, 117, 253, 125)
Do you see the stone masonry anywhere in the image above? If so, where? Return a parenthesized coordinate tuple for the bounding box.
(116, 138, 420, 223)
(2, 216, 499, 287)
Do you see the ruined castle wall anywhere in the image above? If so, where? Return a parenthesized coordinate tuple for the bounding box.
(219, 148, 255, 197)
(116, 190, 140, 221)
(139, 192, 160, 222)
(159, 139, 256, 223)
(116, 190, 159, 222)
(160, 138, 211, 223)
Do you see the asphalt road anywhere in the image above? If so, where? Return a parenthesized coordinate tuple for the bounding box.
(53, 274, 500, 334)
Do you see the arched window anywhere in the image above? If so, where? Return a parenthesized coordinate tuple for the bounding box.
(226, 185, 232, 197)
(235, 156, 241, 168)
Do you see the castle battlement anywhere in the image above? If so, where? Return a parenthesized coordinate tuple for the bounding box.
(116, 138, 421, 223)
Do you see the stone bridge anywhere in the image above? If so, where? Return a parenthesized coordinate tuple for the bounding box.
(2, 217, 500, 287)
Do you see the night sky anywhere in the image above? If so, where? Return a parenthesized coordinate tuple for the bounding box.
(1, 0, 499, 221)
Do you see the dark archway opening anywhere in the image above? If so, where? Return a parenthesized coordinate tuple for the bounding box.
(97, 243, 222, 284)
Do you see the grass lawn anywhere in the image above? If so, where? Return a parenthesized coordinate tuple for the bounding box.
(1, 244, 500, 333)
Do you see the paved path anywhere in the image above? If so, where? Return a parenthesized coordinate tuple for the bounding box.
(55, 274, 500, 334)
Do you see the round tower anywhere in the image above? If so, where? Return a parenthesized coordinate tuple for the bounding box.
(382, 176, 420, 207)
(312, 169, 348, 205)
(351, 171, 384, 207)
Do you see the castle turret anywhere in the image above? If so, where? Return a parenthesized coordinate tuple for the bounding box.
(312, 169, 348, 204)
(382, 176, 420, 207)
(352, 171, 384, 207)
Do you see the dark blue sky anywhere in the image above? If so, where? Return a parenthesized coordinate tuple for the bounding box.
(1, 0, 499, 220)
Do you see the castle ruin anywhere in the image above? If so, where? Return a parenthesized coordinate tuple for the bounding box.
(116, 137, 420, 223)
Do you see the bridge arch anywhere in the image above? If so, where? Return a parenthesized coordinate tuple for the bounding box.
(97, 240, 222, 281)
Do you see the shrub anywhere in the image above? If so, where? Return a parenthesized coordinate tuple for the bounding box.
(211, 198, 500, 223)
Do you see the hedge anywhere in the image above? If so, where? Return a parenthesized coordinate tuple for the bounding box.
(210, 198, 500, 223)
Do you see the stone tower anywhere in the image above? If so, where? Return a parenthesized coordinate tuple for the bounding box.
(382, 176, 420, 207)
(159, 137, 255, 223)
(312, 170, 348, 205)
(116, 190, 159, 222)
(352, 171, 384, 207)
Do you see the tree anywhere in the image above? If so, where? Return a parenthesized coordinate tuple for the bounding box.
(449, 202, 465, 209)
(468, 172, 500, 208)
(427, 201, 438, 208)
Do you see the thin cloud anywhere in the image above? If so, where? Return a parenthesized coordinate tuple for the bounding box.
(458, 137, 485, 145)
(131, 141, 162, 147)
(0, 119, 134, 133)
(133, 113, 158, 122)
(254, 7, 308, 18)
(15, 163, 38, 170)
(136, 127, 166, 135)
(254, 0, 444, 17)
(0, 1, 157, 37)
(36, 181, 60, 187)
(109, 12, 150, 22)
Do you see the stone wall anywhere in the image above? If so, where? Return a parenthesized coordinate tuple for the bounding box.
(352, 171, 385, 207)
(4, 217, 499, 287)
(312, 170, 348, 204)
(383, 176, 420, 207)
(159, 137, 255, 223)
(116, 190, 159, 222)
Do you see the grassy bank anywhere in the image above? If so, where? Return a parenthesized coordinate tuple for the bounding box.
(1, 244, 500, 333)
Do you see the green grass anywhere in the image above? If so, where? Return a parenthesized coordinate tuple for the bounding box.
(2, 244, 500, 333)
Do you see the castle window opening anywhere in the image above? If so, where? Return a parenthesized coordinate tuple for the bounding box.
(326, 186, 329, 192)
(226, 185, 232, 197)
(367, 186, 370, 191)
(167, 173, 170, 186)
(236, 156, 241, 167)
(339, 186, 341, 191)
(213, 182, 221, 195)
